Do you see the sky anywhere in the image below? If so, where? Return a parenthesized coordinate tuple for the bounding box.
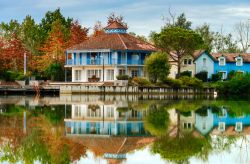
(1, 0, 250, 37)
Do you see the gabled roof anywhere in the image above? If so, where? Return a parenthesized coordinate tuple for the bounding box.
(211, 53, 250, 63)
(104, 21, 128, 30)
(69, 136, 155, 156)
(67, 33, 157, 52)
(192, 51, 250, 63)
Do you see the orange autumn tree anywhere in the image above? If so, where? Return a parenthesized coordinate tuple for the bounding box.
(92, 21, 105, 37)
(39, 19, 67, 71)
(67, 20, 88, 48)
(4, 34, 27, 72)
(0, 37, 7, 71)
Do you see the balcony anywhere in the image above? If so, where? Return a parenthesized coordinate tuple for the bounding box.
(65, 59, 144, 66)
(127, 59, 143, 65)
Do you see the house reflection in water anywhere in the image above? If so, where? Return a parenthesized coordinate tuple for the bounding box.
(64, 98, 149, 137)
(194, 107, 250, 135)
(63, 97, 153, 162)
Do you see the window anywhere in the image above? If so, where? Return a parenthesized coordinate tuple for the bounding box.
(87, 70, 101, 78)
(121, 52, 126, 64)
(203, 58, 207, 66)
(131, 70, 138, 77)
(184, 59, 192, 65)
(131, 110, 138, 117)
(184, 59, 188, 65)
(106, 106, 114, 118)
(75, 70, 81, 81)
(106, 69, 114, 80)
(87, 105, 101, 117)
(188, 59, 192, 65)
(202, 122, 206, 130)
(236, 57, 243, 66)
(183, 122, 192, 129)
(218, 122, 225, 132)
(119, 69, 126, 75)
(90, 53, 97, 64)
(132, 53, 139, 64)
(235, 122, 243, 132)
(74, 105, 81, 117)
(219, 57, 225, 66)
(219, 71, 227, 80)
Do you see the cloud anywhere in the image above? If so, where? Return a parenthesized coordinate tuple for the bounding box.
(1, 0, 250, 37)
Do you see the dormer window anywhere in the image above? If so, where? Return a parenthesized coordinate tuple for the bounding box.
(235, 57, 243, 66)
(218, 57, 225, 66)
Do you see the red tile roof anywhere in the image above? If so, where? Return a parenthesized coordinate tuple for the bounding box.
(68, 33, 157, 52)
(211, 53, 250, 62)
(104, 21, 128, 30)
(193, 50, 206, 59)
(192, 50, 250, 63)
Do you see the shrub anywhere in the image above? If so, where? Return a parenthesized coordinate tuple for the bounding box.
(195, 71, 208, 82)
(116, 74, 129, 80)
(144, 52, 170, 83)
(228, 70, 236, 80)
(179, 76, 203, 88)
(180, 71, 192, 77)
(216, 73, 250, 96)
(16, 74, 26, 80)
(2, 71, 19, 82)
(45, 63, 64, 81)
(162, 78, 183, 88)
(211, 73, 222, 82)
(132, 77, 151, 87)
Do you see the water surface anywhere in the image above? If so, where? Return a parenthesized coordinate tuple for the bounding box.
(0, 95, 249, 164)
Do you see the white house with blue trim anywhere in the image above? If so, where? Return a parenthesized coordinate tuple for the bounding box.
(65, 21, 157, 82)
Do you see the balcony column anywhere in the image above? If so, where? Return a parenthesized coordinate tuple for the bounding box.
(125, 51, 128, 75)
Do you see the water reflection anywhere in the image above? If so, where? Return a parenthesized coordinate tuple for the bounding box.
(0, 95, 249, 163)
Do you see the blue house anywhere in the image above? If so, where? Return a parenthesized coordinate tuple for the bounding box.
(195, 52, 250, 79)
(194, 50, 215, 79)
(195, 107, 250, 135)
(213, 53, 250, 79)
(65, 21, 157, 82)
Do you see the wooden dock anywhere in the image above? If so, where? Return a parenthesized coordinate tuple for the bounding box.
(0, 86, 59, 95)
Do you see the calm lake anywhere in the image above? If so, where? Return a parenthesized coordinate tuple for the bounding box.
(0, 95, 249, 164)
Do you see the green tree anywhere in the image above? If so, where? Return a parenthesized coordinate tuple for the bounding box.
(164, 12, 192, 30)
(39, 8, 72, 42)
(0, 19, 20, 39)
(45, 63, 64, 81)
(144, 105, 170, 136)
(152, 27, 203, 77)
(151, 134, 211, 163)
(20, 15, 42, 56)
(174, 13, 192, 29)
(195, 24, 214, 52)
(213, 32, 240, 53)
(144, 52, 170, 83)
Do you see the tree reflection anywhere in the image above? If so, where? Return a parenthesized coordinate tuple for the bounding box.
(0, 105, 86, 164)
(144, 104, 170, 136)
(151, 134, 211, 163)
(146, 99, 250, 163)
